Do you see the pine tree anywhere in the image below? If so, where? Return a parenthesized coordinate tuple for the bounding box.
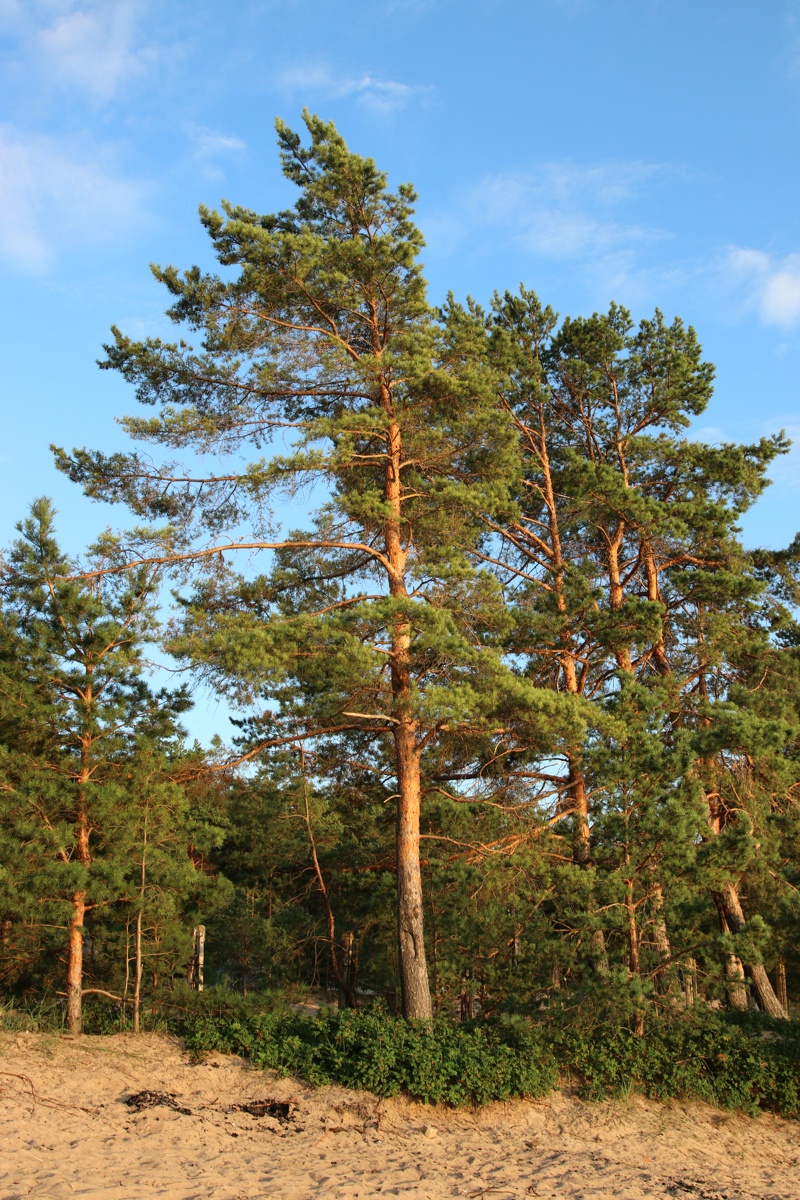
(0, 499, 190, 1031)
(51, 115, 557, 1019)
(488, 289, 797, 1019)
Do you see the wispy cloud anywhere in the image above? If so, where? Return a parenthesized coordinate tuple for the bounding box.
(422, 159, 674, 306)
(720, 247, 800, 327)
(189, 127, 247, 159)
(0, 124, 149, 270)
(277, 63, 431, 114)
(2, 1, 155, 103)
(185, 124, 247, 180)
(464, 162, 668, 260)
(37, 3, 151, 99)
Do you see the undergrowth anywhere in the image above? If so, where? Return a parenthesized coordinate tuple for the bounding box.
(554, 1010, 800, 1117)
(4, 991, 798, 1118)
(181, 1004, 556, 1106)
(180, 1002, 800, 1117)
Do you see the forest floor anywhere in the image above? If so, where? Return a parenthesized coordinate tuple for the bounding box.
(0, 1031, 798, 1200)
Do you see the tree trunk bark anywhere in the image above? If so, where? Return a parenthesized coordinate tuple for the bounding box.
(716, 883, 787, 1018)
(776, 960, 789, 1014)
(724, 953, 748, 1011)
(651, 882, 674, 995)
(133, 812, 147, 1033)
(567, 757, 608, 975)
(626, 880, 645, 1036)
(394, 718, 432, 1020)
(133, 907, 143, 1033)
(338, 931, 356, 1011)
(193, 925, 205, 993)
(383, 403, 432, 1022)
(66, 891, 86, 1034)
(713, 892, 749, 1011)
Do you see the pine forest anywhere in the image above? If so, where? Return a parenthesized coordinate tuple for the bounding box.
(2, 116, 799, 1109)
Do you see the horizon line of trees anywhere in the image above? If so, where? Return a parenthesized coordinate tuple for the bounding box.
(1, 113, 799, 1034)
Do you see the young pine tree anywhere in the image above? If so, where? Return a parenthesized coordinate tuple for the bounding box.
(0, 499, 190, 1032)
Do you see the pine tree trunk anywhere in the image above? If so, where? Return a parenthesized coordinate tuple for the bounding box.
(713, 891, 749, 1011)
(460, 966, 474, 1022)
(626, 881, 645, 1036)
(134, 814, 147, 1033)
(567, 757, 609, 974)
(394, 718, 432, 1020)
(683, 957, 697, 1007)
(66, 891, 86, 1034)
(193, 925, 205, 993)
(385, 406, 432, 1022)
(724, 952, 748, 1011)
(651, 883, 673, 995)
(776, 960, 789, 1014)
(338, 932, 356, 1010)
(133, 907, 143, 1034)
(717, 883, 787, 1018)
(67, 780, 91, 1035)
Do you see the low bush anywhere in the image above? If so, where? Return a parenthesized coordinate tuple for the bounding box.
(181, 1000, 800, 1116)
(554, 1010, 800, 1117)
(181, 1004, 557, 1105)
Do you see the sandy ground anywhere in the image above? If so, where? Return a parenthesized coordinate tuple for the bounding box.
(0, 1032, 798, 1200)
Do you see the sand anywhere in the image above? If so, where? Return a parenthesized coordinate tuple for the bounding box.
(1, 1031, 798, 1200)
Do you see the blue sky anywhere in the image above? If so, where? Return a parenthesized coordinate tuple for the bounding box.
(2, 0, 799, 738)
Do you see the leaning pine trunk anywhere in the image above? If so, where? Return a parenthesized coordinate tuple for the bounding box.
(717, 883, 787, 1018)
(713, 891, 748, 1010)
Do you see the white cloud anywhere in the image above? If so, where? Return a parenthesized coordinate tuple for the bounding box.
(464, 161, 668, 261)
(277, 63, 431, 114)
(0, 124, 149, 270)
(722, 247, 800, 327)
(36, 5, 144, 99)
(1, 1, 155, 102)
(188, 126, 247, 160)
(421, 160, 671, 299)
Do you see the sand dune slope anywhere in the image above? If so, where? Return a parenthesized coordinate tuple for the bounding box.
(1, 1032, 798, 1200)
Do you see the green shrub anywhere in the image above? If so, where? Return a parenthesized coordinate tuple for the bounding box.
(182, 1001, 800, 1116)
(181, 1003, 557, 1105)
(554, 1010, 800, 1117)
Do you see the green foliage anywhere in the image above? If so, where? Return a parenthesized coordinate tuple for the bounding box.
(180, 1000, 800, 1118)
(182, 1003, 556, 1105)
(555, 1010, 800, 1117)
